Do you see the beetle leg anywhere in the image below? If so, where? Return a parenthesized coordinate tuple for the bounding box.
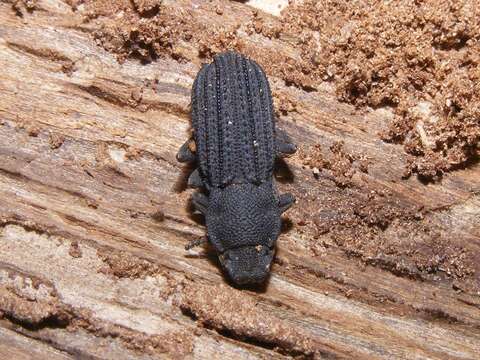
(177, 139, 196, 163)
(185, 236, 208, 250)
(279, 193, 295, 213)
(276, 129, 297, 157)
(187, 168, 203, 188)
(192, 192, 208, 214)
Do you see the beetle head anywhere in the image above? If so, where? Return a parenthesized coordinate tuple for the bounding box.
(219, 244, 274, 284)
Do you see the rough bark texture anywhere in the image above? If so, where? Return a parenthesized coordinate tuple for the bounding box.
(0, 0, 479, 359)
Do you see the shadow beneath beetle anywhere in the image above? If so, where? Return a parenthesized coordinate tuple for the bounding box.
(173, 163, 196, 193)
(274, 157, 295, 184)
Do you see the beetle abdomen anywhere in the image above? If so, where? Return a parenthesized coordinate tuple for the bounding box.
(191, 52, 275, 188)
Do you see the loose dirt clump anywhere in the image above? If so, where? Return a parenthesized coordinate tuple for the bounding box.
(97, 248, 163, 279)
(68, 240, 82, 258)
(80, 0, 196, 63)
(11, 0, 37, 16)
(48, 132, 64, 149)
(299, 141, 369, 187)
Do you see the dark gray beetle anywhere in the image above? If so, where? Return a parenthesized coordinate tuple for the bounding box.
(177, 51, 296, 284)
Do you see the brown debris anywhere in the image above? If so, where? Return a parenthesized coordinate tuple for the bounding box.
(0, 266, 66, 326)
(26, 125, 40, 137)
(12, 0, 37, 16)
(293, 138, 476, 282)
(150, 209, 165, 222)
(48, 132, 64, 149)
(68, 240, 82, 258)
(82, 0, 197, 63)
(177, 282, 319, 357)
(0, 265, 192, 356)
(300, 186, 476, 282)
(97, 248, 163, 279)
(283, 0, 480, 180)
(131, 0, 160, 17)
(299, 141, 365, 187)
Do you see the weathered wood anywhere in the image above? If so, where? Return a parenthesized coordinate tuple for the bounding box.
(0, 0, 479, 359)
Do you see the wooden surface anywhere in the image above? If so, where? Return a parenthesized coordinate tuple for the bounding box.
(0, 1, 479, 359)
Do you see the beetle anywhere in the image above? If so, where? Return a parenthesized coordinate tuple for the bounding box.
(177, 51, 296, 284)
